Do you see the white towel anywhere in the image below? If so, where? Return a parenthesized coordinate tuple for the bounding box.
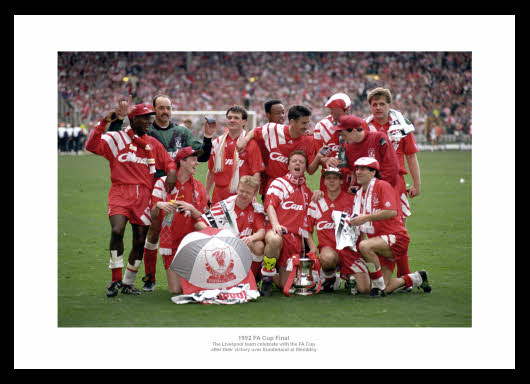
(365, 109, 415, 140)
(332, 210, 360, 251)
(388, 109, 415, 141)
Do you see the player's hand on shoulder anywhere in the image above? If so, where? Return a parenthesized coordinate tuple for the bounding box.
(311, 190, 324, 202)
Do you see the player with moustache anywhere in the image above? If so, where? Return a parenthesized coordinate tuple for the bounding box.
(259, 150, 318, 296)
(85, 100, 177, 297)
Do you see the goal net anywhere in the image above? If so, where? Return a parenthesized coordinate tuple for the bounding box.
(171, 110, 257, 139)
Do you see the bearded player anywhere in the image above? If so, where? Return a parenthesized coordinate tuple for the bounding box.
(349, 157, 431, 297)
(307, 167, 370, 295)
(85, 100, 177, 297)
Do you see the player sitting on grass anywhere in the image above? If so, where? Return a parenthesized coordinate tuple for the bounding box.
(348, 157, 431, 297)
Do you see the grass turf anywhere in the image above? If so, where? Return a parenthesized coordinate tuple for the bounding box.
(58, 150, 471, 327)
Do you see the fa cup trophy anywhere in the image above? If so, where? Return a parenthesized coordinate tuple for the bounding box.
(292, 257, 316, 295)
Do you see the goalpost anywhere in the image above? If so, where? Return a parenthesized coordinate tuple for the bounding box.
(171, 110, 257, 138)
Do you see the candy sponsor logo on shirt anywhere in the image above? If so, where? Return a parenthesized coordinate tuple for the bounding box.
(316, 221, 335, 230)
(118, 153, 149, 165)
(281, 201, 304, 211)
(270, 152, 289, 163)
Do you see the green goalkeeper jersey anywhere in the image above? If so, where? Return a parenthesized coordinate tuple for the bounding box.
(109, 119, 212, 178)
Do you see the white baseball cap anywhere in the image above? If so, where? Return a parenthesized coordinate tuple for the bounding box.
(325, 93, 351, 109)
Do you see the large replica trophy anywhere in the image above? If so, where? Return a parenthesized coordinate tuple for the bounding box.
(283, 238, 321, 296)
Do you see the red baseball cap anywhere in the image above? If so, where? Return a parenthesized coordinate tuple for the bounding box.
(354, 157, 380, 171)
(334, 115, 366, 131)
(175, 146, 204, 164)
(325, 93, 351, 109)
(128, 103, 155, 120)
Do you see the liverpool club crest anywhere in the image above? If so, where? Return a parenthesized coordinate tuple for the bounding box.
(204, 247, 236, 284)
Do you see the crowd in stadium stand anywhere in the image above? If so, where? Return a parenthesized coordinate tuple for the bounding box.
(58, 52, 472, 139)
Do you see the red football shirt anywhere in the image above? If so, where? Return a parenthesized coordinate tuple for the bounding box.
(152, 175, 208, 248)
(199, 195, 266, 238)
(254, 123, 316, 189)
(307, 190, 355, 249)
(208, 133, 265, 187)
(86, 120, 176, 190)
(344, 131, 400, 187)
(264, 173, 312, 237)
(367, 116, 419, 175)
(358, 178, 407, 237)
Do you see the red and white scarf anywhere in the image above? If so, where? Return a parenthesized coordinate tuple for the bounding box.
(353, 177, 376, 234)
(124, 126, 155, 174)
(284, 172, 306, 187)
(212, 129, 246, 193)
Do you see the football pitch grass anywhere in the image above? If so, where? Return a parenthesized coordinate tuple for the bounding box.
(58, 151, 471, 327)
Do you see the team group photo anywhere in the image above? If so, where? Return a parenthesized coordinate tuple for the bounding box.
(14, 14, 515, 371)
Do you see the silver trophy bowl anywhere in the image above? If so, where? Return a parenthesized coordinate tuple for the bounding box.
(293, 258, 316, 295)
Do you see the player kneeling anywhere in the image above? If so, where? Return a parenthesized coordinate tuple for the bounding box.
(308, 167, 370, 295)
(196, 175, 267, 281)
(260, 150, 317, 296)
(349, 157, 431, 297)
(148, 147, 208, 294)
